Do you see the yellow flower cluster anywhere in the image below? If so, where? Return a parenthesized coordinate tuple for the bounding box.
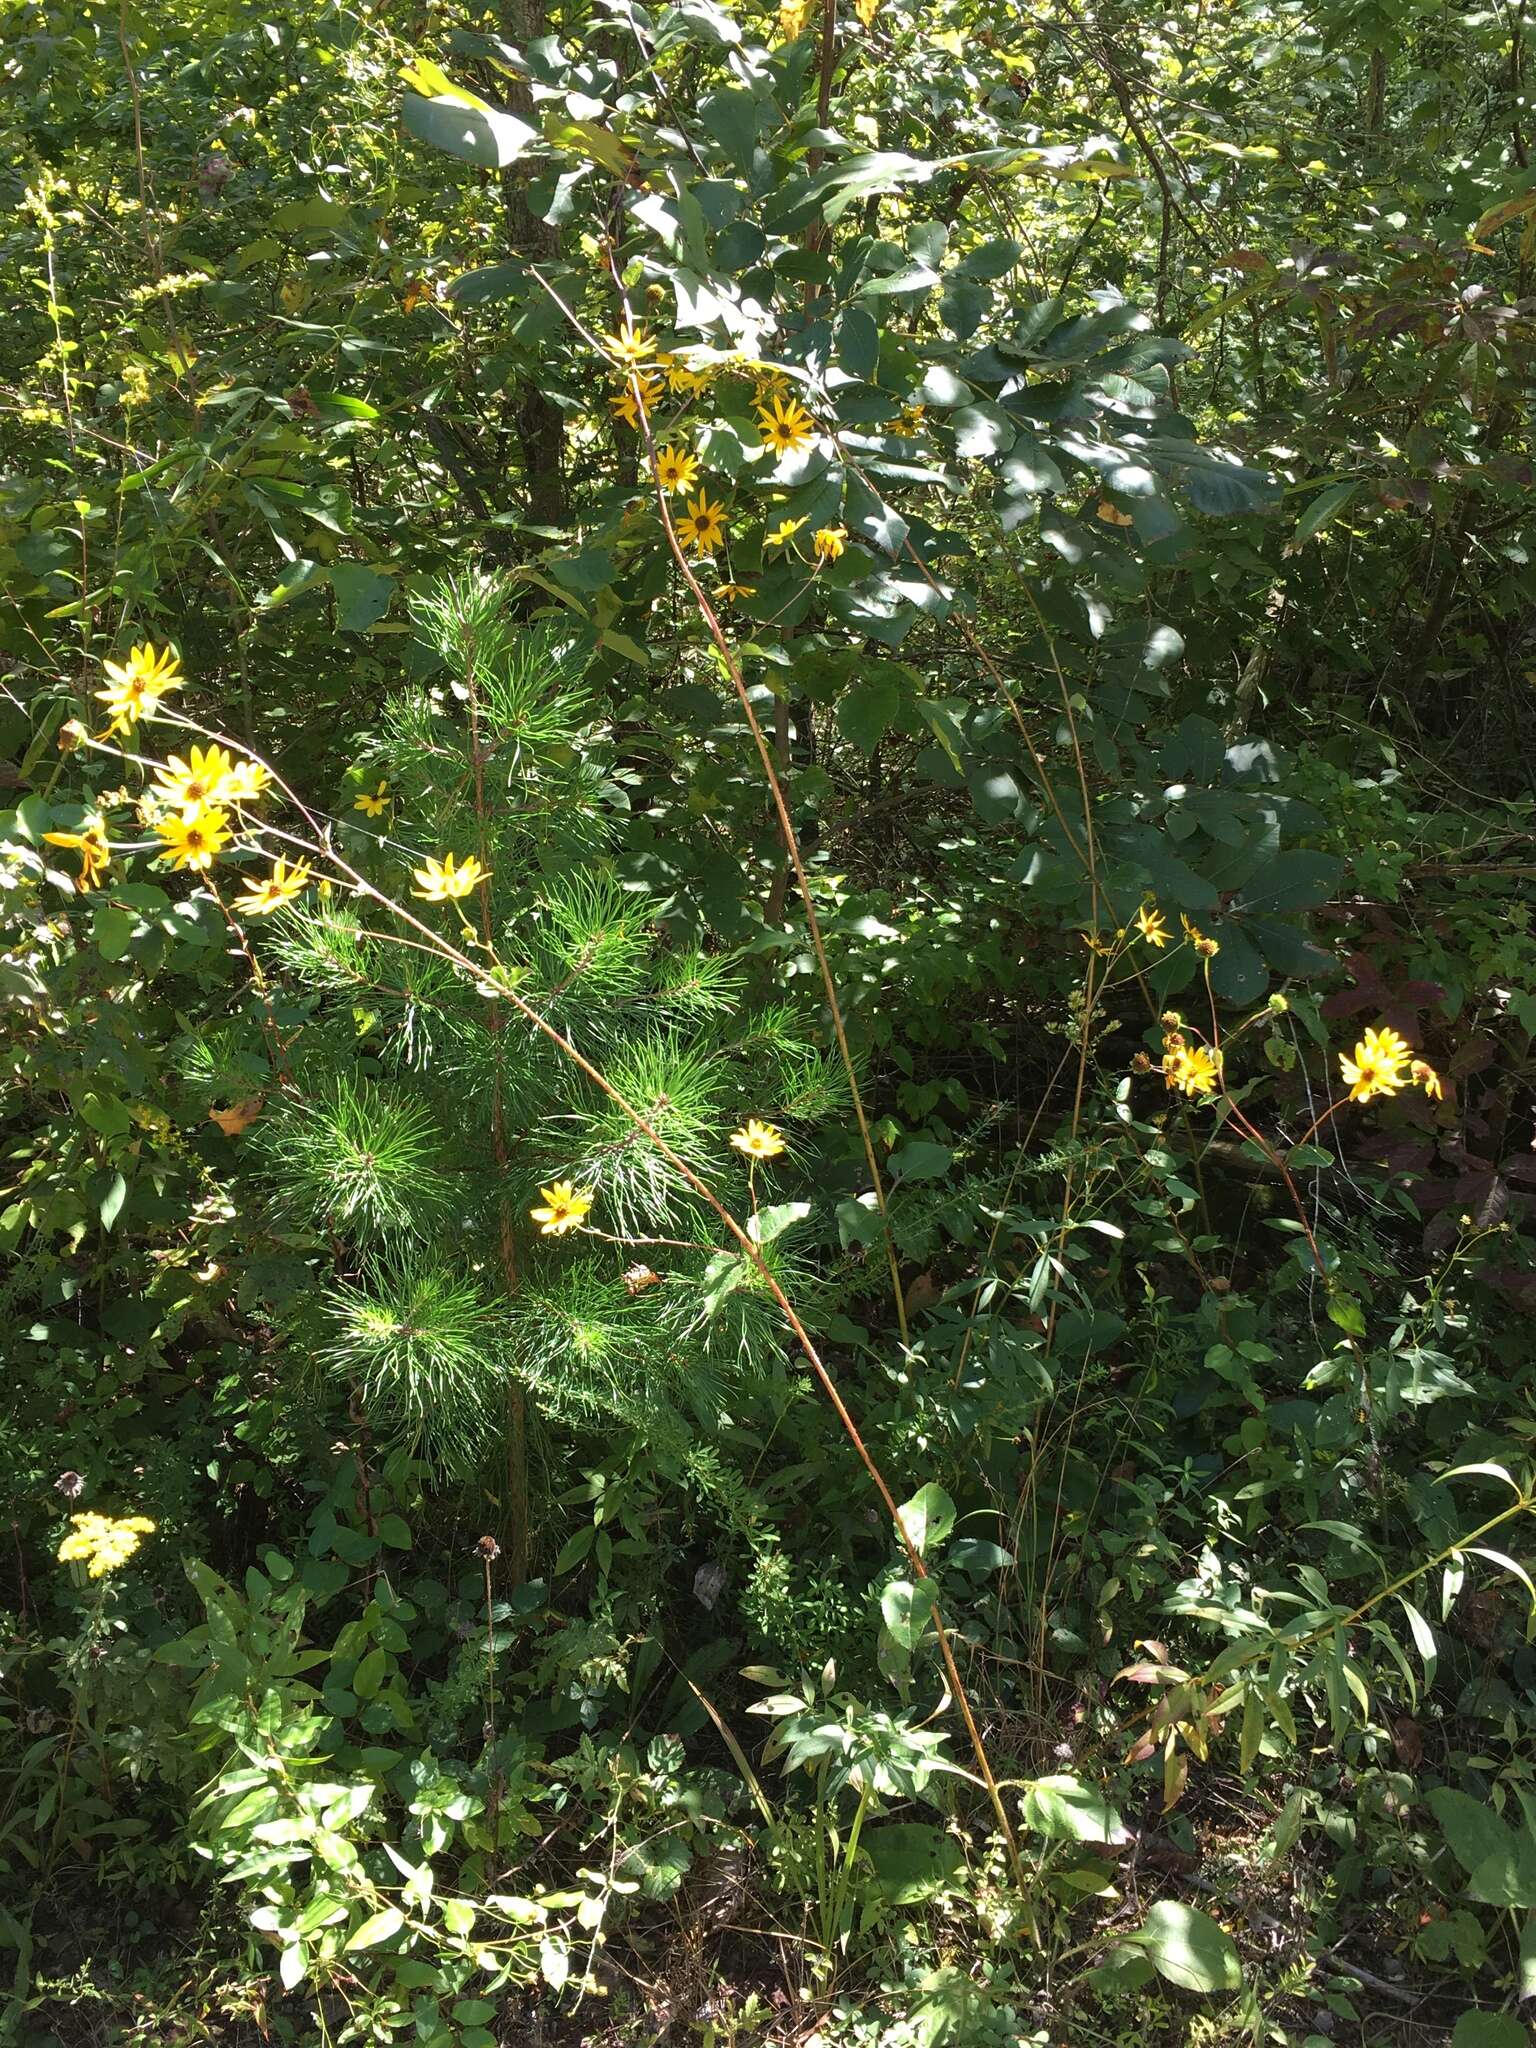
(57, 1511, 156, 1579)
(1162, 1030, 1222, 1099)
(528, 1120, 787, 1237)
(1339, 1025, 1443, 1105)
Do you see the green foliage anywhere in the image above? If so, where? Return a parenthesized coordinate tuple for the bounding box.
(7, 0, 1536, 2038)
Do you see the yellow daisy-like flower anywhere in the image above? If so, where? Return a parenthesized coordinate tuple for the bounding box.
(764, 515, 809, 549)
(1080, 930, 1113, 959)
(411, 851, 488, 901)
(658, 352, 711, 397)
(222, 758, 272, 806)
(778, 0, 813, 36)
(1339, 1024, 1413, 1105)
(354, 781, 391, 817)
(1162, 1040, 1222, 1098)
(530, 1180, 594, 1236)
(654, 444, 701, 495)
(1135, 902, 1170, 949)
(232, 857, 312, 917)
(756, 393, 817, 457)
(853, 0, 879, 23)
(675, 491, 729, 555)
(602, 322, 657, 370)
(608, 372, 662, 430)
(153, 743, 236, 815)
(888, 402, 925, 437)
(1411, 1058, 1444, 1101)
(156, 802, 232, 873)
(96, 643, 182, 735)
(730, 1117, 786, 1160)
(57, 1511, 156, 1580)
(43, 818, 110, 891)
(715, 582, 758, 604)
(812, 525, 847, 565)
(1180, 913, 1220, 957)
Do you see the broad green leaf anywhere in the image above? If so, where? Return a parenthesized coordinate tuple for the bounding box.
(403, 91, 537, 168)
(1021, 1774, 1130, 1846)
(865, 1823, 964, 1902)
(894, 1484, 956, 1559)
(1130, 1900, 1242, 1993)
(346, 1906, 405, 1950)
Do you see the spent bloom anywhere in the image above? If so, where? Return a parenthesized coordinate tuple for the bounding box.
(42, 818, 110, 891)
(731, 1117, 786, 1160)
(96, 643, 182, 735)
(57, 1511, 156, 1579)
(1412, 1058, 1444, 1100)
(1339, 1024, 1412, 1105)
(411, 851, 487, 901)
(812, 525, 847, 565)
(531, 1180, 594, 1235)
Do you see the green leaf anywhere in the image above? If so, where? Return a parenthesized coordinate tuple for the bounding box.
(865, 1823, 964, 1903)
(699, 87, 760, 171)
(92, 904, 135, 962)
(895, 1484, 956, 1559)
(1450, 2013, 1528, 2048)
(99, 1172, 128, 1234)
(1428, 1788, 1536, 1907)
(1130, 1900, 1242, 1993)
(377, 1514, 412, 1550)
(403, 91, 537, 168)
(77, 1089, 132, 1139)
(837, 671, 902, 752)
(345, 1906, 405, 1950)
(330, 564, 394, 633)
(880, 1576, 937, 1650)
(1020, 1774, 1130, 1846)
(1294, 479, 1359, 542)
(888, 1139, 953, 1182)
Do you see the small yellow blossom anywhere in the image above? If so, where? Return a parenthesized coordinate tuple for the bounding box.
(888, 402, 925, 436)
(530, 1180, 594, 1235)
(812, 525, 847, 565)
(715, 583, 758, 604)
(608, 372, 662, 430)
(1180, 913, 1219, 956)
(778, 0, 813, 36)
(756, 393, 817, 457)
(654, 444, 700, 495)
(96, 643, 182, 735)
(233, 858, 312, 917)
(354, 781, 391, 817)
(411, 851, 488, 901)
(1162, 1040, 1222, 1098)
(731, 1117, 786, 1160)
(602, 322, 657, 370)
(154, 744, 236, 815)
(853, 0, 879, 23)
(764, 515, 809, 549)
(222, 758, 272, 806)
(1339, 1024, 1412, 1105)
(1135, 902, 1170, 949)
(43, 818, 110, 891)
(156, 802, 232, 872)
(1080, 930, 1113, 958)
(675, 491, 729, 555)
(658, 352, 711, 397)
(1411, 1058, 1444, 1100)
(57, 1511, 156, 1579)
